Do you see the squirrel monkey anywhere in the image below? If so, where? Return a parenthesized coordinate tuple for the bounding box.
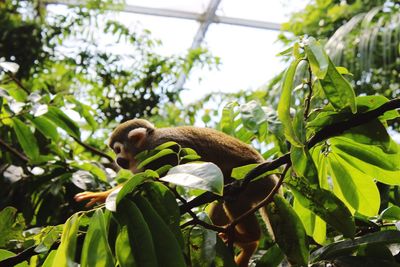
(75, 119, 278, 267)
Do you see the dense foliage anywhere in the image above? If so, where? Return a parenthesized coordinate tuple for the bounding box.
(0, 1, 399, 267)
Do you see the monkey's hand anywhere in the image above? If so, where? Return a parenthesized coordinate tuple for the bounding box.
(74, 190, 113, 207)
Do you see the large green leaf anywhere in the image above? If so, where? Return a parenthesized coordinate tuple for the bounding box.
(52, 213, 80, 267)
(12, 118, 39, 160)
(287, 176, 355, 238)
(319, 58, 356, 113)
(182, 213, 218, 267)
(304, 37, 329, 79)
(28, 115, 60, 141)
(277, 58, 303, 147)
(267, 195, 309, 266)
(293, 199, 326, 245)
(219, 102, 238, 135)
(255, 244, 284, 267)
(81, 210, 114, 267)
(43, 106, 81, 139)
(115, 170, 158, 205)
(134, 195, 186, 267)
(291, 146, 319, 185)
(331, 136, 399, 171)
(141, 182, 184, 248)
(310, 230, 400, 262)
(136, 149, 176, 170)
(115, 226, 137, 267)
(116, 199, 157, 267)
(0, 249, 28, 267)
(160, 162, 224, 195)
(328, 153, 380, 216)
(239, 100, 268, 132)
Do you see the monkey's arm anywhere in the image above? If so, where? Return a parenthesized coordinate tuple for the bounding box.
(74, 184, 123, 207)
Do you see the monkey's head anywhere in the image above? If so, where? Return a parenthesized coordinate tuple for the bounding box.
(109, 119, 155, 172)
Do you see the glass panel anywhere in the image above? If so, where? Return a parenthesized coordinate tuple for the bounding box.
(217, 0, 308, 23)
(183, 23, 286, 103)
(125, 0, 211, 13)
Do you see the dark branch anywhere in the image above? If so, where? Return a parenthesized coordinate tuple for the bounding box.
(72, 137, 115, 163)
(180, 97, 400, 214)
(0, 138, 29, 162)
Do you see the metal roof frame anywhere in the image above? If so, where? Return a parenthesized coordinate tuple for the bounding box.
(44, 0, 281, 88)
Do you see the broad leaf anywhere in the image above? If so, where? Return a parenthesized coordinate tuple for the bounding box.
(81, 210, 114, 267)
(267, 195, 309, 266)
(161, 162, 224, 195)
(116, 199, 157, 267)
(12, 118, 39, 160)
(319, 58, 356, 113)
(116, 170, 158, 204)
(43, 106, 81, 139)
(310, 230, 400, 262)
(277, 58, 303, 147)
(287, 176, 355, 238)
(134, 195, 186, 267)
(304, 37, 329, 79)
(52, 213, 80, 266)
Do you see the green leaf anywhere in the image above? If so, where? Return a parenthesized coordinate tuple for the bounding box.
(71, 162, 108, 182)
(137, 149, 176, 170)
(81, 210, 114, 267)
(287, 176, 355, 238)
(28, 116, 60, 141)
(134, 195, 186, 267)
(293, 198, 326, 244)
(115, 226, 137, 267)
(231, 163, 277, 180)
(255, 244, 284, 267)
(42, 250, 57, 267)
(304, 37, 329, 79)
(154, 141, 179, 151)
(43, 106, 81, 139)
(160, 162, 224, 195)
(116, 199, 157, 267)
(277, 58, 303, 147)
(328, 153, 380, 216)
(310, 230, 400, 262)
(332, 138, 400, 185)
(53, 213, 81, 266)
(66, 97, 97, 131)
(267, 195, 309, 266)
(239, 100, 268, 132)
(379, 205, 400, 220)
(319, 58, 356, 113)
(116, 171, 157, 204)
(141, 182, 184, 248)
(0, 249, 28, 267)
(219, 102, 238, 135)
(12, 118, 39, 160)
(291, 146, 319, 185)
(0, 207, 25, 247)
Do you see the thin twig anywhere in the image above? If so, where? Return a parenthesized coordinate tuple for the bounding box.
(72, 137, 115, 163)
(304, 63, 313, 119)
(5, 71, 29, 93)
(228, 164, 291, 230)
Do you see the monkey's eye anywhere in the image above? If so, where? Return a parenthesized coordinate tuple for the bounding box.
(114, 146, 121, 154)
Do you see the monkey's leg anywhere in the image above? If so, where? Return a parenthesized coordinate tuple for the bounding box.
(223, 199, 261, 267)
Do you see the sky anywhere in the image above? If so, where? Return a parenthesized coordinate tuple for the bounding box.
(87, 0, 310, 104)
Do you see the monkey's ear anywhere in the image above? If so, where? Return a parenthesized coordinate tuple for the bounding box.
(128, 127, 147, 148)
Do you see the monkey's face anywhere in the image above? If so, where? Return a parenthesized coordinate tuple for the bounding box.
(109, 119, 154, 173)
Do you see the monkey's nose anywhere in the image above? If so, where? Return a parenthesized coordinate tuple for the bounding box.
(116, 158, 130, 169)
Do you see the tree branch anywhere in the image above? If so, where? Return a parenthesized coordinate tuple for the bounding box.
(0, 138, 29, 162)
(72, 137, 115, 163)
(180, 97, 400, 214)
